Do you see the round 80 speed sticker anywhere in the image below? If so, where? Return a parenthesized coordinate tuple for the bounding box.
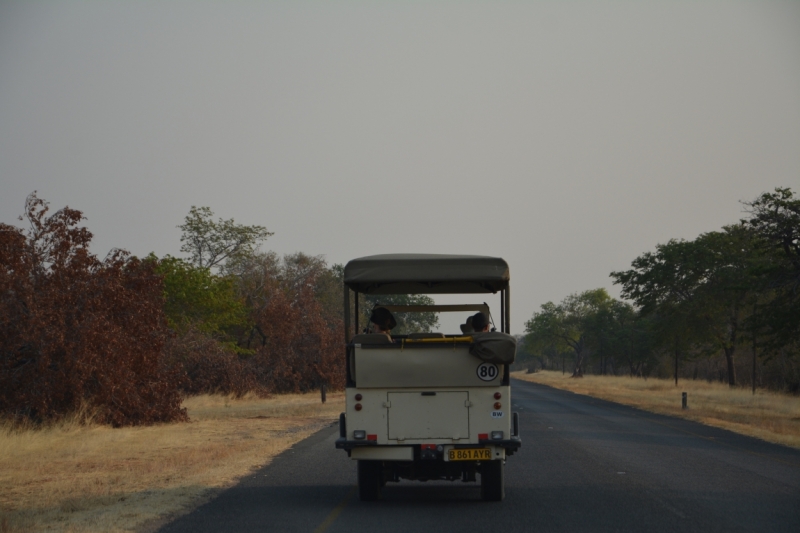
(476, 362, 499, 381)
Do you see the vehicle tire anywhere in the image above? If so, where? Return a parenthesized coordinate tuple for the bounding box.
(480, 460, 504, 501)
(357, 460, 382, 501)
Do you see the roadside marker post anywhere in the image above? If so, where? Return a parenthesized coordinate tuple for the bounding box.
(682, 392, 687, 409)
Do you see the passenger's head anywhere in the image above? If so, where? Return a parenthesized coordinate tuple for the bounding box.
(471, 312, 490, 333)
(460, 315, 474, 334)
(370, 307, 397, 333)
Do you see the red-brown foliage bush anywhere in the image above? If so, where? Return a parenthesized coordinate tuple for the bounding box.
(0, 194, 186, 426)
(250, 282, 344, 394)
(162, 326, 266, 398)
(162, 278, 344, 397)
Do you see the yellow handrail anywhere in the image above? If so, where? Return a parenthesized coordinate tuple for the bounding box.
(401, 336, 473, 343)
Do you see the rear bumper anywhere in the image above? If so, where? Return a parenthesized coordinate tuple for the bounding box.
(335, 410, 522, 456)
(335, 437, 377, 451)
(479, 436, 521, 456)
(336, 437, 521, 455)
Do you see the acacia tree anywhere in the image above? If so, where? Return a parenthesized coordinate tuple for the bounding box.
(179, 206, 273, 271)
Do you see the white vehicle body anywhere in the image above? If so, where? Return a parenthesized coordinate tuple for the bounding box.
(336, 254, 521, 501)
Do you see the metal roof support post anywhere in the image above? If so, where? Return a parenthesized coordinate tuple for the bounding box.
(354, 290, 359, 335)
(344, 285, 351, 343)
(500, 290, 505, 333)
(504, 286, 511, 334)
(503, 286, 512, 385)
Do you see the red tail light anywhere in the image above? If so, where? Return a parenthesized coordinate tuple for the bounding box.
(478, 433, 488, 440)
(367, 434, 377, 441)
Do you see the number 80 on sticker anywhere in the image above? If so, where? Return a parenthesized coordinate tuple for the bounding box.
(476, 362, 499, 381)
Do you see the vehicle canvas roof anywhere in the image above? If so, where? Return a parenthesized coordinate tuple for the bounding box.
(343, 254, 509, 294)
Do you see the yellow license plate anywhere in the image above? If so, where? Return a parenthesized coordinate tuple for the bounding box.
(448, 448, 491, 461)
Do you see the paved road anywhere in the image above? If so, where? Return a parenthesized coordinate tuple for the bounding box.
(160, 380, 800, 532)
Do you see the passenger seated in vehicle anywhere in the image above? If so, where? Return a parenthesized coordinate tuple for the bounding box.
(369, 307, 397, 341)
(460, 316, 474, 334)
(471, 312, 491, 333)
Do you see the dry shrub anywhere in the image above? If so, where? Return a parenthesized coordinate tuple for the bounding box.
(0, 194, 186, 426)
(160, 282, 344, 398)
(162, 327, 266, 398)
(0, 194, 345, 426)
(251, 283, 344, 394)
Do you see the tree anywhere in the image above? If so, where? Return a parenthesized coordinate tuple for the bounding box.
(649, 305, 704, 385)
(282, 253, 343, 328)
(226, 250, 281, 317)
(316, 262, 346, 328)
(227, 251, 345, 330)
(742, 187, 800, 349)
(250, 272, 344, 393)
(179, 206, 273, 271)
(153, 256, 249, 349)
(515, 331, 570, 373)
(524, 289, 613, 377)
(611, 225, 762, 386)
(588, 299, 646, 376)
(614, 309, 659, 378)
(0, 194, 185, 425)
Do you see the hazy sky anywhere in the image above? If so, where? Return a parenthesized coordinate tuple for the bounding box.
(1, 1, 798, 333)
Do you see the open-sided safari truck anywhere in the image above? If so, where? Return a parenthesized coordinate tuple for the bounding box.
(336, 254, 521, 501)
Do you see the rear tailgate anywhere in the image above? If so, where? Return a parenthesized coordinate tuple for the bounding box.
(387, 392, 469, 440)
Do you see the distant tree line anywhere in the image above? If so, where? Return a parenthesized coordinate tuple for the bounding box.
(3, 195, 430, 425)
(521, 188, 800, 393)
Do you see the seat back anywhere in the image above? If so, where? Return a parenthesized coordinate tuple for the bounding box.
(349, 334, 390, 382)
(351, 333, 392, 344)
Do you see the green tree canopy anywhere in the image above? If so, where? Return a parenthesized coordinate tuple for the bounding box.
(743, 187, 800, 347)
(179, 206, 273, 271)
(524, 288, 613, 376)
(154, 256, 249, 349)
(611, 225, 762, 385)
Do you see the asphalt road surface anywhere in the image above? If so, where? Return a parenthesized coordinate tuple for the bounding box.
(159, 380, 800, 532)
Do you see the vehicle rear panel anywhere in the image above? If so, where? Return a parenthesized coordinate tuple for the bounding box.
(344, 343, 510, 449)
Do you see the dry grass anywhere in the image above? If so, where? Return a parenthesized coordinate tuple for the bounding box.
(513, 370, 800, 449)
(0, 392, 344, 532)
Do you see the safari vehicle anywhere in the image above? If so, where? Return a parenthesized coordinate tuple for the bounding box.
(335, 254, 521, 501)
